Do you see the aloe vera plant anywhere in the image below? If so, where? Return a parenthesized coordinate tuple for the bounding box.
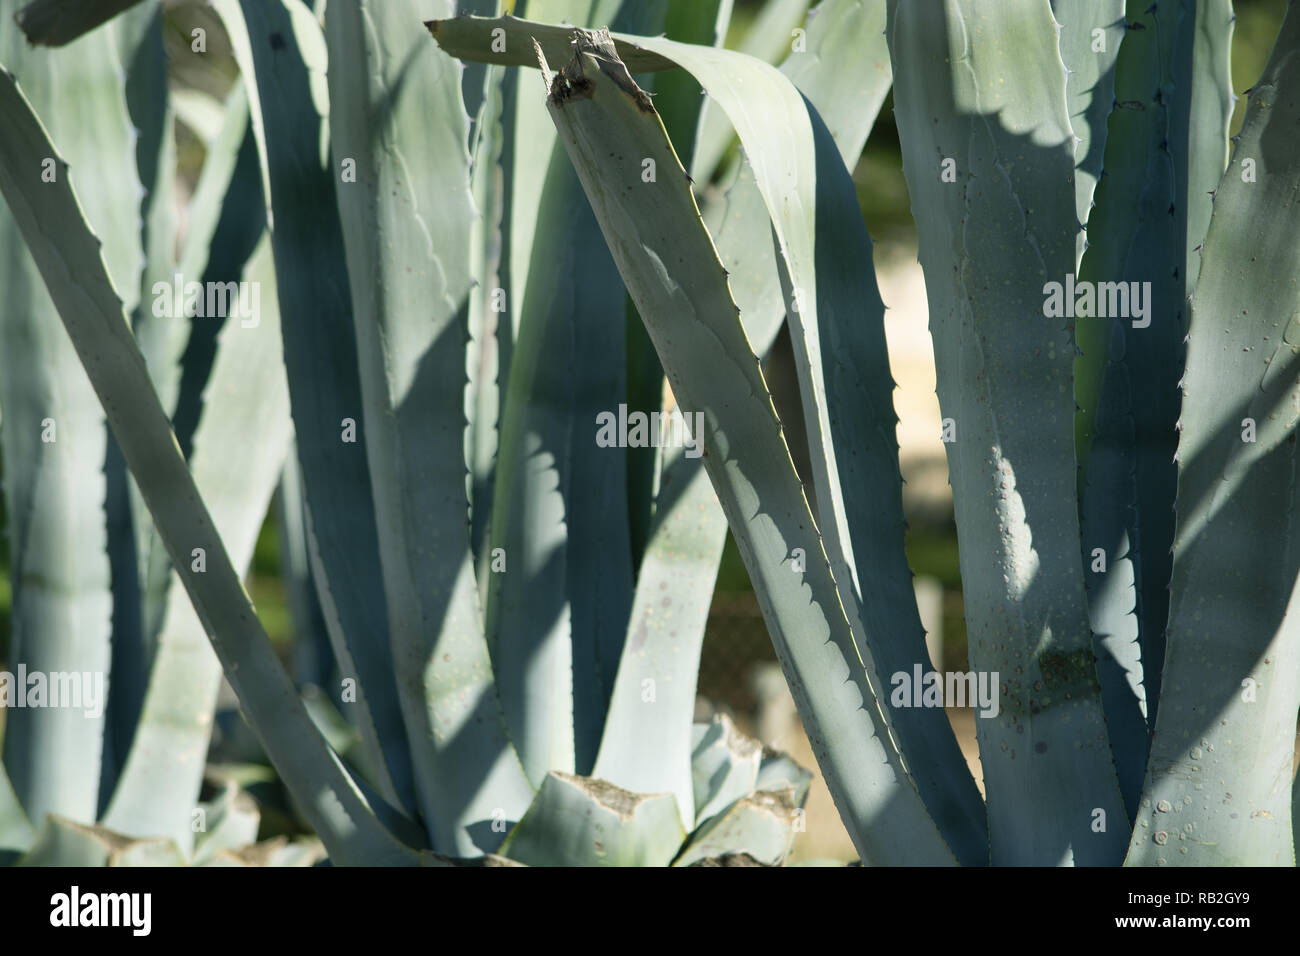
(0, 0, 1297, 867)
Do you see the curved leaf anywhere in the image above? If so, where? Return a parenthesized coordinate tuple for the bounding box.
(0, 1, 143, 827)
(886, 0, 1128, 865)
(529, 28, 957, 864)
(323, 0, 529, 853)
(0, 66, 418, 866)
(210, 0, 415, 818)
(101, 236, 291, 855)
(689, 0, 811, 181)
(1126, 3, 1300, 865)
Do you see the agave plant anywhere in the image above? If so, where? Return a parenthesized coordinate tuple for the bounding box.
(1, 0, 1298, 868)
(0, 0, 829, 867)
(0, 0, 319, 865)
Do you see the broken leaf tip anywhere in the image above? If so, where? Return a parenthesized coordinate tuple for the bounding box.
(551, 28, 655, 114)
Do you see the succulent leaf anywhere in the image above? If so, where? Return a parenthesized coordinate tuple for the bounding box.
(0, 65, 419, 866)
(886, 0, 1130, 865)
(500, 772, 685, 866)
(17, 816, 185, 867)
(209, 0, 417, 819)
(674, 788, 799, 866)
(322, 0, 528, 853)
(523, 26, 957, 864)
(1126, 1, 1300, 865)
(0, 0, 145, 827)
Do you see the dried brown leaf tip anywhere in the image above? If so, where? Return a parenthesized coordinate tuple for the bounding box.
(549, 28, 656, 114)
(547, 38, 595, 105)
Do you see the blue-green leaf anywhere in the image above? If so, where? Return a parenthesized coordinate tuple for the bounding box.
(500, 772, 685, 866)
(323, 0, 529, 853)
(0, 1, 143, 827)
(886, 0, 1128, 865)
(101, 237, 292, 855)
(0, 763, 35, 855)
(0, 63, 419, 866)
(524, 27, 957, 864)
(1126, 3, 1300, 865)
(210, 0, 416, 818)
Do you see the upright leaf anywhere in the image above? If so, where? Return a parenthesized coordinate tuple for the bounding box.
(1075, 0, 1235, 740)
(278, 451, 335, 689)
(102, 237, 292, 855)
(0, 66, 419, 865)
(0, 2, 143, 827)
(592, 441, 724, 823)
(484, 0, 666, 783)
(1075, 0, 1234, 820)
(210, 0, 415, 817)
(502, 0, 670, 342)
(886, 0, 1129, 865)
(530, 28, 957, 864)
(1175, 0, 1235, 296)
(102, 2, 174, 809)
(324, 0, 531, 854)
(1127, 2, 1300, 865)
(466, 39, 510, 595)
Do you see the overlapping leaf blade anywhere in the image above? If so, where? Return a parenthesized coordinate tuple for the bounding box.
(886, 0, 1128, 865)
(573, 0, 985, 860)
(1127, 1, 1300, 865)
(0, 1, 143, 827)
(1075, 0, 1235, 816)
(102, 237, 292, 855)
(482, 0, 667, 783)
(1075, 1, 1235, 744)
(0, 64, 418, 867)
(210, 0, 416, 819)
(533, 28, 957, 864)
(635, 22, 986, 863)
(323, 0, 530, 853)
